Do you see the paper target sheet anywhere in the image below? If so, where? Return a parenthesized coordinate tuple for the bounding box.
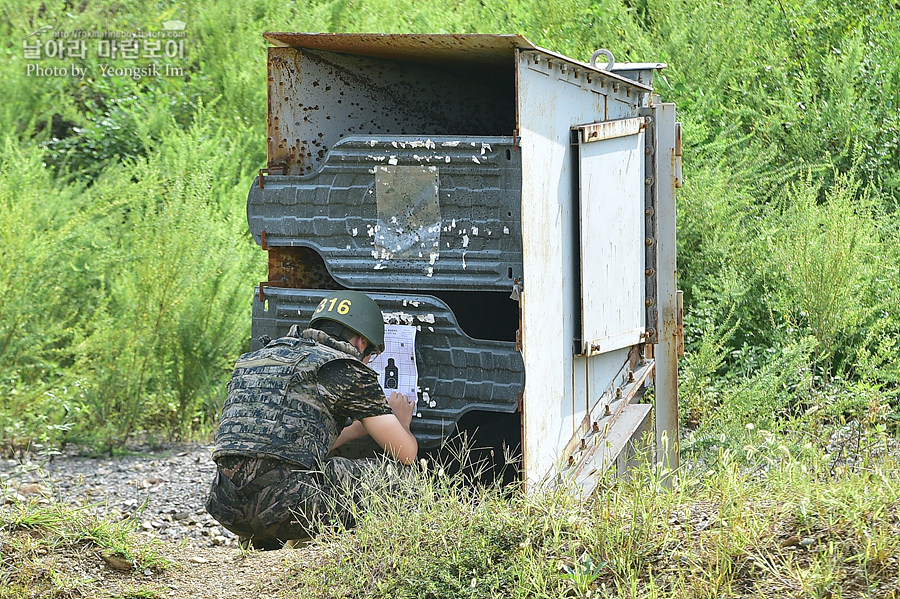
(367, 324, 419, 413)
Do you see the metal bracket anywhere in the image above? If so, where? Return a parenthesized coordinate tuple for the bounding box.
(258, 165, 287, 189)
(258, 280, 287, 302)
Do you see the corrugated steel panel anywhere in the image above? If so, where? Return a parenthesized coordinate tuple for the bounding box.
(252, 288, 525, 449)
(248, 135, 523, 292)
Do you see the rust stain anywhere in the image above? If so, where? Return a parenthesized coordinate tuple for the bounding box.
(263, 33, 536, 68)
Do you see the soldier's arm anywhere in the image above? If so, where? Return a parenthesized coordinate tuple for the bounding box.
(362, 409, 418, 465)
(331, 420, 368, 450)
(332, 390, 417, 456)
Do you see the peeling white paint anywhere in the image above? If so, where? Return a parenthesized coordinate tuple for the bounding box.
(374, 262, 386, 270)
(416, 314, 435, 324)
(444, 156, 451, 163)
(471, 156, 481, 164)
(504, 226, 510, 234)
(383, 311, 415, 325)
(388, 156, 398, 166)
(351, 227, 358, 236)
(425, 138, 435, 150)
(429, 252, 439, 265)
(462, 234, 469, 248)
(441, 141, 461, 147)
(368, 140, 378, 147)
(451, 218, 456, 229)
(472, 226, 479, 236)
(481, 142, 492, 155)
(391, 141, 398, 148)
(462, 251, 467, 269)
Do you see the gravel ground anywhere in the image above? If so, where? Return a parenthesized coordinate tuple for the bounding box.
(0, 443, 238, 548)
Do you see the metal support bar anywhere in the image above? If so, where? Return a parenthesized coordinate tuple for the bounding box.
(561, 359, 655, 463)
(639, 107, 658, 343)
(652, 102, 680, 482)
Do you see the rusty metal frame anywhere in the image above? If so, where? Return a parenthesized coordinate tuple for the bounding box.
(639, 106, 659, 344)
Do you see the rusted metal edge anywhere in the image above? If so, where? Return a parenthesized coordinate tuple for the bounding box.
(263, 33, 536, 68)
(640, 105, 659, 344)
(525, 47, 654, 92)
(562, 359, 655, 466)
(257, 280, 288, 302)
(264, 33, 653, 92)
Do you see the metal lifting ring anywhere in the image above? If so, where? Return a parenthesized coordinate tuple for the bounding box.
(590, 48, 615, 71)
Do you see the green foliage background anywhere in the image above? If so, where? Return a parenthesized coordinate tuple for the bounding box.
(0, 0, 898, 451)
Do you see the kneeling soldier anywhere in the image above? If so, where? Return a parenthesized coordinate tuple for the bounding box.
(206, 291, 417, 549)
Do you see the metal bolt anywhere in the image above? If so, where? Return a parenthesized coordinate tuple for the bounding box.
(604, 404, 611, 417)
(628, 371, 635, 383)
(645, 207, 654, 216)
(615, 387, 623, 399)
(592, 421, 600, 433)
(646, 298, 654, 307)
(646, 328, 656, 337)
(645, 268, 655, 276)
(645, 177, 653, 185)
(645, 237, 654, 246)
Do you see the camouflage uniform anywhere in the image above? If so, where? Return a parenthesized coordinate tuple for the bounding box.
(205, 326, 392, 549)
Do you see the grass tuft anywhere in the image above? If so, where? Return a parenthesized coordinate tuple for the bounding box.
(0, 491, 172, 598)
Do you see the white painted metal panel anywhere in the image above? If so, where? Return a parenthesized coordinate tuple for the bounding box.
(518, 49, 643, 484)
(577, 125, 646, 355)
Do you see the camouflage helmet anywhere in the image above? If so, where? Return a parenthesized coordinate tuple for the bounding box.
(309, 290, 385, 352)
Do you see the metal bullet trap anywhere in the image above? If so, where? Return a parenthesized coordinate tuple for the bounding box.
(247, 33, 681, 491)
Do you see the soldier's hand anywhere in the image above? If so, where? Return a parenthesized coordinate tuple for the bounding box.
(387, 391, 414, 429)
